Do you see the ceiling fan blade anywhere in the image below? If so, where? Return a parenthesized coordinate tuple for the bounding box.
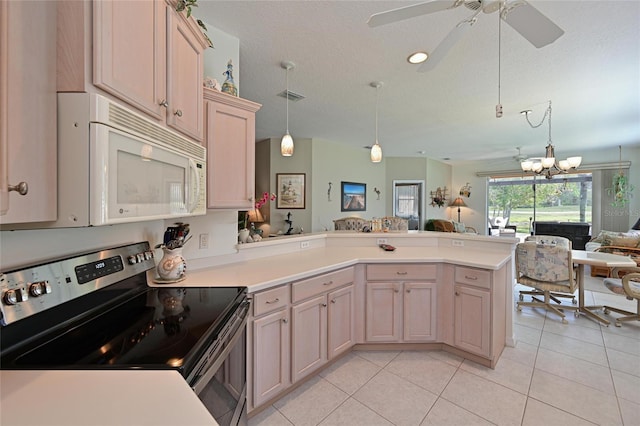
(501, 0, 564, 48)
(418, 18, 475, 72)
(367, 0, 460, 28)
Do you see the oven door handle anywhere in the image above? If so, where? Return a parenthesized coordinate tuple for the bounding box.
(191, 312, 248, 395)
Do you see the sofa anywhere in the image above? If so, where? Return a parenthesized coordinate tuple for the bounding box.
(586, 229, 640, 277)
(333, 216, 408, 232)
(425, 219, 477, 234)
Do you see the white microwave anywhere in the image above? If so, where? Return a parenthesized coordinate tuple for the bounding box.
(53, 93, 206, 227)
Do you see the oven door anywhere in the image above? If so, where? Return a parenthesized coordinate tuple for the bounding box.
(190, 301, 249, 426)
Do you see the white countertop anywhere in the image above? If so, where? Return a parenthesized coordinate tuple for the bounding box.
(0, 370, 217, 426)
(149, 245, 513, 293)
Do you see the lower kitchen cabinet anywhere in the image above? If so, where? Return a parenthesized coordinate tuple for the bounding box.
(327, 285, 355, 359)
(291, 284, 355, 383)
(365, 264, 437, 343)
(453, 266, 493, 358)
(403, 282, 437, 341)
(252, 308, 290, 408)
(365, 281, 437, 342)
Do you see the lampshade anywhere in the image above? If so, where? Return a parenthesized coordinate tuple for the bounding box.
(370, 142, 382, 163)
(450, 197, 466, 208)
(247, 209, 264, 223)
(281, 133, 294, 157)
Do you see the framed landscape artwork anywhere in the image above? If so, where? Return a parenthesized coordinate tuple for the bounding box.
(276, 173, 306, 209)
(341, 181, 366, 212)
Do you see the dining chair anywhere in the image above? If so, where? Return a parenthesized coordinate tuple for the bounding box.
(515, 236, 579, 323)
(602, 267, 640, 327)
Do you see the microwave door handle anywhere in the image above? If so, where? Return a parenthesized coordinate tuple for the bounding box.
(187, 159, 201, 213)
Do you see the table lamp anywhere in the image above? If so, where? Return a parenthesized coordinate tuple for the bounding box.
(450, 197, 466, 223)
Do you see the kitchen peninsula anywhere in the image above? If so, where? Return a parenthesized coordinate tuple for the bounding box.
(155, 231, 517, 415)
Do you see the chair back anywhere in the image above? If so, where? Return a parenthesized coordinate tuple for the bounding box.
(516, 240, 574, 286)
(525, 235, 572, 250)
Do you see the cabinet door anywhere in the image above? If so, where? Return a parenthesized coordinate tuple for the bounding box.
(253, 309, 290, 407)
(454, 285, 491, 357)
(365, 282, 402, 342)
(403, 282, 437, 342)
(166, 6, 204, 141)
(205, 99, 255, 209)
(0, 0, 56, 223)
(93, 0, 166, 121)
(291, 295, 327, 383)
(328, 285, 355, 359)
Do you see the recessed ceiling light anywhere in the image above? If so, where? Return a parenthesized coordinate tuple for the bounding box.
(407, 51, 428, 64)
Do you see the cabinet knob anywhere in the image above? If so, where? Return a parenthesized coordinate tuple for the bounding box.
(174, 109, 183, 117)
(331, 299, 336, 304)
(282, 318, 288, 324)
(159, 99, 169, 108)
(406, 289, 411, 293)
(322, 303, 327, 307)
(265, 298, 279, 304)
(323, 280, 334, 286)
(455, 291, 460, 296)
(7, 182, 28, 195)
(394, 289, 399, 293)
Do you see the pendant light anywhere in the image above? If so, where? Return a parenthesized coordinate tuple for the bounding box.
(370, 81, 383, 163)
(280, 61, 295, 156)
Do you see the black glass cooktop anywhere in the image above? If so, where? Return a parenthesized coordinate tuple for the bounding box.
(1, 285, 245, 376)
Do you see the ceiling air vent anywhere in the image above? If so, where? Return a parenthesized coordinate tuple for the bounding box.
(277, 90, 305, 102)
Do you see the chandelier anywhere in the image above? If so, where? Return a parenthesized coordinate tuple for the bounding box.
(520, 101, 581, 179)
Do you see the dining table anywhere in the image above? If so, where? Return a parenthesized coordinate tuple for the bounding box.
(571, 250, 637, 325)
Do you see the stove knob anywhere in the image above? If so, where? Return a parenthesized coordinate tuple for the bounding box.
(29, 281, 50, 297)
(144, 251, 153, 260)
(128, 255, 138, 265)
(3, 290, 18, 305)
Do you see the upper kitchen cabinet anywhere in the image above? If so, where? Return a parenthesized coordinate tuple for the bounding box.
(0, 0, 57, 224)
(60, 0, 208, 142)
(204, 88, 261, 209)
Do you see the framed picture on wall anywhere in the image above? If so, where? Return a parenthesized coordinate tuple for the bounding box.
(276, 173, 306, 209)
(341, 181, 366, 212)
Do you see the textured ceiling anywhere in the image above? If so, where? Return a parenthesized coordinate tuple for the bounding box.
(197, 1, 640, 163)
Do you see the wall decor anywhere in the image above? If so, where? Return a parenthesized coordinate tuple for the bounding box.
(276, 173, 306, 209)
(341, 181, 366, 212)
(328, 182, 332, 201)
(459, 182, 471, 198)
(374, 187, 381, 200)
(429, 186, 448, 207)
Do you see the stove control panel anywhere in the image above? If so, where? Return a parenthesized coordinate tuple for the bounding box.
(0, 242, 155, 326)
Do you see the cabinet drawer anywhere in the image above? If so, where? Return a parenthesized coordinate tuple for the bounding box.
(454, 266, 491, 289)
(292, 267, 355, 303)
(253, 285, 290, 317)
(366, 264, 436, 281)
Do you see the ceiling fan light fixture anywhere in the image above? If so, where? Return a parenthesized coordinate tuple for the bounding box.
(407, 51, 428, 64)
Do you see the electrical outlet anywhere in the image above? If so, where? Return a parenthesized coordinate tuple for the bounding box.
(300, 241, 310, 249)
(452, 240, 464, 247)
(199, 233, 209, 249)
(377, 238, 388, 245)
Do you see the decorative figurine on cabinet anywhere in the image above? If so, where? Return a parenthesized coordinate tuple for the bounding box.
(221, 60, 238, 96)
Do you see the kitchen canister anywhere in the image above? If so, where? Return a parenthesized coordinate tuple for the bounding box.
(156, 247, 187, 282)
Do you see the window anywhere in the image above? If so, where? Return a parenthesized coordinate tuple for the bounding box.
(488, 174, 592, 233)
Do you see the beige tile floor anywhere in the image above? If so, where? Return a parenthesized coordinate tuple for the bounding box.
(249, 276, 640, 426)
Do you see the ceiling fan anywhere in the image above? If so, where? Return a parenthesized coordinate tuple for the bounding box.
(367, 0, 564, 72)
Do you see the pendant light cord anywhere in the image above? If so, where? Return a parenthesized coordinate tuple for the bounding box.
(285, 66, 289, 133)
(497, 8, 501, 106)
(375, 85, 379, 143)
